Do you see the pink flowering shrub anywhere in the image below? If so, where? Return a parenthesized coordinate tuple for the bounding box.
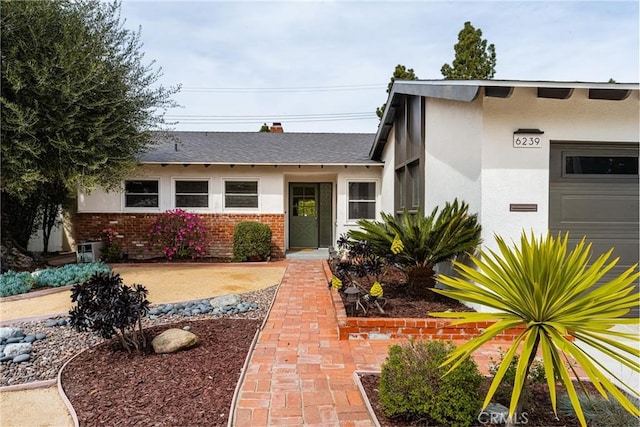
(147, 209, 208, 260)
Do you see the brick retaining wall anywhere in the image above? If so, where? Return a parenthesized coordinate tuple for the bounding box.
(75, 213, 286, 260)
(322, 260, 525, 341)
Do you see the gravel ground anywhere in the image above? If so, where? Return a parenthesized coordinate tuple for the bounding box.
(0, 284, 278, 387)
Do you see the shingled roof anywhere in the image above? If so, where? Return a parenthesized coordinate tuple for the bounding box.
(141, 131, 380, 166)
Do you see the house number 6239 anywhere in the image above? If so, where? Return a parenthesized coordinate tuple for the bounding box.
(513, 136, 542, 148)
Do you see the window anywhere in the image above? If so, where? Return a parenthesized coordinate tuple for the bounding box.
(565, 156, 638, 175)
(348, 181, 376, 220)
(225, 180, 259, 208)
(175, 180, 209, 208)
(124, 180, 158, 208)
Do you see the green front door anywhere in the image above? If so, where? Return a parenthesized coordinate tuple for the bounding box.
(289, 183, 319, 248)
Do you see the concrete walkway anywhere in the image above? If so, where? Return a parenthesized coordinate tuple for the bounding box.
(234, 260, 506, 426)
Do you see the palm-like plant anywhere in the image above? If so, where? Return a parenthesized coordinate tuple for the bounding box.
(430, 232, 640, 426)
(348, 199, 481, 294)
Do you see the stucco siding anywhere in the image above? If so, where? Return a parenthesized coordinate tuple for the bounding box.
(480, 87, 639, 251)
(424, 97, 483, 215)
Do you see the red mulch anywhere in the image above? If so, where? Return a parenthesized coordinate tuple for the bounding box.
(358, 373, 596, 427)
(60, 318, 260, 427)
(335, 267, 475, 318)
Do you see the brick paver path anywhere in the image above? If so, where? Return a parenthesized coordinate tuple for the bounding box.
(233, 260, 517, 426)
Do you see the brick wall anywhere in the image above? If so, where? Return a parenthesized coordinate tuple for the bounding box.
(322, 261, 526, 341)
(75, 213, 286, 260)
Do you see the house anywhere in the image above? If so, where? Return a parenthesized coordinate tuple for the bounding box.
(74, 130, 383, 259)
(73, 80, 638, 270)
(372, 79, 639, 282)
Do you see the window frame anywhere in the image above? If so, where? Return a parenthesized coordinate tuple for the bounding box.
(122, 179, 160, 210)
(172, 178, 211, 209)
(346, 179, 377, 223)
(223, 178, 260, 210)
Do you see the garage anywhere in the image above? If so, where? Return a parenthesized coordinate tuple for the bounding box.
(549, 141, 639, 315)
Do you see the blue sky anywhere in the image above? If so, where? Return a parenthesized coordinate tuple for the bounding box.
(119, 0, 639, 133)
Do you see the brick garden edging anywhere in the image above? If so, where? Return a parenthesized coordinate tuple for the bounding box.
(321, 260, 525, 341)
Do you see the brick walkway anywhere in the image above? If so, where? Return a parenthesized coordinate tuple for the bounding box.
(233, 260, 507, 426)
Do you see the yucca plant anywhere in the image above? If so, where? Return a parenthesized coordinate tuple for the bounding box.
(430, 232, 640, 426)
(348, 199, 481, 295)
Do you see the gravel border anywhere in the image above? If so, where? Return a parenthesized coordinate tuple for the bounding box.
(0, 284, 278, 387)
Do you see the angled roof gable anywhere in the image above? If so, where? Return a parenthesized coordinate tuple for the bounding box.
(371, 79, 639, 159)
(141, 131, 380, 166)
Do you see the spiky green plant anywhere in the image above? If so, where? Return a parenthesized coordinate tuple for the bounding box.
(348, 199, 481, 293)
(430, 232, 640, 426)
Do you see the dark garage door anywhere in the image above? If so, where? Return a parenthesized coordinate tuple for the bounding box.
(549, 142, 639, 316)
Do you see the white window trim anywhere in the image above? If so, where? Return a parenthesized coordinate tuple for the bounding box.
(122, 178, 161, 212)
(222, 178, 260, 211)
(346, 179, 378, 224)
(171, 177, 212, 210)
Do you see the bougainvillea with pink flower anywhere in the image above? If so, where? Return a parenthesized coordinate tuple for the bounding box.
(147, 209, 208, 260)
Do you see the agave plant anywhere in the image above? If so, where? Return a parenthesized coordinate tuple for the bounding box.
(430, 232, 640, 426)
(348, 199, 481, 294)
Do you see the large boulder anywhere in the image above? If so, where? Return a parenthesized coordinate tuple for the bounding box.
(151, 329, 199, 354)
(209, 294, 241, 308)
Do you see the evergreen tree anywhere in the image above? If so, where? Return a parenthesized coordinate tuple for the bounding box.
(1, 0, 179, 252)
(441, 21, 496, 80)
(376, 64, 418, 118)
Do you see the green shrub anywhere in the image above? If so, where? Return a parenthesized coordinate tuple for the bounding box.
(488, 352, 547, 407)
(379, 340, 483, 427)
(0, 271, 36, 297)
(69, 272, 150, 353)
(233, 221, 272, 262)
(35, 262, 111, 288)
(349, 199, 481, 295)
(558, 392, 640, 427)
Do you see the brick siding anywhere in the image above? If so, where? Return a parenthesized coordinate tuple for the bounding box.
(75, 213, 285, 260)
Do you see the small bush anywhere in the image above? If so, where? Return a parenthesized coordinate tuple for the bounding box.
(0, 271, 36, 297)
(233, 221, 272, 262)
(68, 272, 150, 353)
(34, 262, 111, 288)
(379, 340, 483, 427)
(488, 352, 547, 407)
(147, 209, 208, 260)
(100, 227, 122, 262)
(558, 392, 640, 427)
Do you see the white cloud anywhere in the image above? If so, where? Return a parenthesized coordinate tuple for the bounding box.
(120, 0, 639, 133)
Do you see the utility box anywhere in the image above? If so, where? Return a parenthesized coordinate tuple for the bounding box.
(76, 241, 104, 263)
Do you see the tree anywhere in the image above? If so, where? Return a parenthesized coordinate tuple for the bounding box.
(259, 123, 271, 132)
(376, 64, 418, 118)
(441, 21, 496, 80)
(1, 0, 179, 253)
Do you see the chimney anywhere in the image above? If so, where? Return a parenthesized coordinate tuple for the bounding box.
(270, 122, 284, 133)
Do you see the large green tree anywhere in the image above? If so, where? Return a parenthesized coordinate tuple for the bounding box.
(441, 21, 496, 80)
(1, 0, 178, 253)
(376, 64, 418, 119)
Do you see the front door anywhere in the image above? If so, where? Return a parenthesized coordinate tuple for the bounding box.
(289, 183, 319, 248)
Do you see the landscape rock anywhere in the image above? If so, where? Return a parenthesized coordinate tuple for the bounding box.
(12, 354, 30, 363)
(152, 329, 199, 354)
(210, 294, 240, 308)
(3, 343, 32, 358)
(0, 328, 23, 340)
(484, 402, 509, 421)
(0, 243, 35, 271)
